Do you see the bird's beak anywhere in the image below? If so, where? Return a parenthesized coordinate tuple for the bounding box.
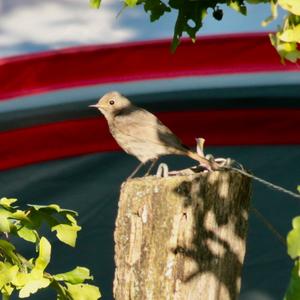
(89, 104, 99, 108)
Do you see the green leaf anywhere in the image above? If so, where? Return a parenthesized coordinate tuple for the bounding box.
(66, 283, 101, 300)
(27, 204, 79, 235)
(16, 238, 51, 298)
(279, 24, 300, 42)
(284, 51, 300, 62)
(31, 211, 59, 229)
(143, 0, 171, 22)
(16, 226, 38, 243)
(0, 262, 18, 289)
(287, 216, 300, 259)
(279, 0, 300, 15)
(297, 186, 300, 193)
(0, 240, 21, 265)
(0, 198, 17, 209)
(170, 0, 206, 52)
(1, 282, 14, 296)
(228, 1, 247, 15)
(89, 0, 101, 9)
(51, 224, 81, 247)
(292, 217, 300, 229)
(10, 210, 32, 223)
(54, 267, 93, 284)
(34, 237, 51, 272)
(246, 0, 269, 3)
(284, 260, 300, 300)
(0, 239, 15, 252)
(262, 1, 278, 27)
(28, 204, 77, 216)
(270, 33, 300, 63)
(0, 217, 11, 233)
(0, 209, 12, 233)
(18, 277, 51, 298)
(66, 213, 77, 225)
(11, 272, 28, 287)
(124, 0, 138, 7)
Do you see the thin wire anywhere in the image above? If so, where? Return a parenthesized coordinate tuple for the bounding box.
(222, 166, 300, 200)
(251, 206, 286, 246)
(219, 162, 297, 247)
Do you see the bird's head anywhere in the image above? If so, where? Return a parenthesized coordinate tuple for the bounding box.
(89, 91, 131, 119)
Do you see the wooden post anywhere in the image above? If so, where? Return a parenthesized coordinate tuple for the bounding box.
(113, 170, 251, 300)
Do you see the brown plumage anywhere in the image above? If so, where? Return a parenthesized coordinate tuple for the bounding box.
(90, 91, 217, 171)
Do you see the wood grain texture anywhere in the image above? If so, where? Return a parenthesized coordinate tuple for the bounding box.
(114, 171, 251, 300)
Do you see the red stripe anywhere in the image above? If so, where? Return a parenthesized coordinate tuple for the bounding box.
(0, 109, 299, 170)
(0, 33, 299, 101)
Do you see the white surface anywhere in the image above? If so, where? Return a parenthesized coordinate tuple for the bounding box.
(0, 0, 282, 57)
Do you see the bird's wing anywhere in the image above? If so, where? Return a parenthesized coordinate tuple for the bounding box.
(114, 108, 188, 151)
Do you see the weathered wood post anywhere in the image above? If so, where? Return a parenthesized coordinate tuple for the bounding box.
(113, 170, 251, 300)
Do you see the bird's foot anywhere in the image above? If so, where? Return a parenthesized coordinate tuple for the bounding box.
(196, 137, 233, 170)
(156, 163, 208, 177)
(155, 157, 233, 179)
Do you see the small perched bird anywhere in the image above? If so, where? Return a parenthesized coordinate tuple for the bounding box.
(89, 91, 218, 177)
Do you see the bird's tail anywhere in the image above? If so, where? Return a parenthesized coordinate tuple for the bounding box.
(186, 150, 220, 171)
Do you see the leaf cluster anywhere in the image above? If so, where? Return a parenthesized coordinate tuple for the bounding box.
(90, 0, 300, 62)
(269, 1, 300, 63)
(0, 198, 101, 300)
(284, 186, 300, 300)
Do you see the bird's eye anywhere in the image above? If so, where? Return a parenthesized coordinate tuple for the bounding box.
(109, 100, 115, 105)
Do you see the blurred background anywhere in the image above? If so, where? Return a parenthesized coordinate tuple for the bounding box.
(0, 1, 299, 300)
(0, 0, 283, 57)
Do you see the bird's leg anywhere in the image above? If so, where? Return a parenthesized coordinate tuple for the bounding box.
(127, 162, 144, 179)
(144, 158, 158, 176)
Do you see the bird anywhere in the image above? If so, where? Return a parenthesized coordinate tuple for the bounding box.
(89, 91, 218, 177)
